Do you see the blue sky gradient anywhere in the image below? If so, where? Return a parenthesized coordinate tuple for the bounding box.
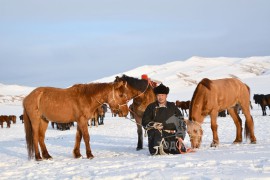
(1, 0, 270, 87)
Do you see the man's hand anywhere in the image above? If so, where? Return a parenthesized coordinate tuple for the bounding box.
(153, 122, 163, 130)
(176, 137, 183, 143)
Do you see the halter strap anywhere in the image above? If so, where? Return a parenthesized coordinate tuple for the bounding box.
(130, 80, 150, 100)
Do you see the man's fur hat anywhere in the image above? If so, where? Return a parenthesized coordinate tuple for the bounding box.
(154, 83, 169, 94)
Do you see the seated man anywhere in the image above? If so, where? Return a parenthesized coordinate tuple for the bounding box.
(142, 83, 187, 155)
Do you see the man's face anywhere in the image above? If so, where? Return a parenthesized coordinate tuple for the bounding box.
(156, 94, 167, 104)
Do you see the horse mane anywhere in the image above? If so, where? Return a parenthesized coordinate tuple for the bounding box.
(189, 78, 212, 121)
(70, 83, 113, 95)
(115, 74, 148, 92)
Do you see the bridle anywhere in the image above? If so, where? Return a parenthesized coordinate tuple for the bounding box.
(127, 79, 157, 116)
(129, 80, 150, 100)
(94, 84, 129, 113)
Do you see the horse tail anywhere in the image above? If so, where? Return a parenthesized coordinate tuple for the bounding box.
(244, 116, 253, 140)
(244, 84, 253, 110)
(23, 107, 34, 160)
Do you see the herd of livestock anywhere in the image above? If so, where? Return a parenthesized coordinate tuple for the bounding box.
(0, 94, 269, 129)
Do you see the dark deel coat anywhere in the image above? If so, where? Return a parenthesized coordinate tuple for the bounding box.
(142, 101, 186, 154)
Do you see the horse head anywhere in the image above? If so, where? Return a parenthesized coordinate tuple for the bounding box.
(106, 81, 130, 117)
(114, 74, 150, 99)
(186, 120, 203, 148)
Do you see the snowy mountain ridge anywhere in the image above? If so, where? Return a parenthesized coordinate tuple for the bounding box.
(1, 56, 270, 104)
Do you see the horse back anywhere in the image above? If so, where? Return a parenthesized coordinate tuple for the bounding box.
(23, 87, 83, 122)
(213, 78, 249, 98)
(190, 78, 250, 120)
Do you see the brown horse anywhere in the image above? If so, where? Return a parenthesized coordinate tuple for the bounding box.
(175, 100, 190, 117)
(9, 115, 16, 124)
(23, 81, 132, 161)
(0, 115, 11, 128)
(114, 74, 156, 150)
(186, 78, 256, 148)
(89, 105, 105, 127)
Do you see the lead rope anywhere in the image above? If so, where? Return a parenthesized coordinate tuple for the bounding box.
(176, 139, 195, 154)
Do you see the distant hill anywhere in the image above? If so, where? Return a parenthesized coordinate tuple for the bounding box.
(0, 83, 34, 104)
(95, 56, 270, 98)
(1, 56, 270, 104)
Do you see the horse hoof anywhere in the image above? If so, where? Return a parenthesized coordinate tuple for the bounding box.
(35, 157, 43, 161)
(233, 140, 242, 144)
(73, 154, 83, 159)
(136, 147, 143, 151)
(210, 142, 218, 147)
(251, 141, 257, 144)
(87, 156, 94, 159)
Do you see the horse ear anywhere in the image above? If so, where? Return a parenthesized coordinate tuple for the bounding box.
(115, 76, 119, 82)
(115, 80, 124, 88)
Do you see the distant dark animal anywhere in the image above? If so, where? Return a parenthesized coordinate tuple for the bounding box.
(20, 114, 24, 123)
(99, 104, 107, 125)
(23, 81, 132, 161)
(218, 110, 226, 117)
(114, 74, 156, 150)
(186, 78, 256, 149)
(51, 122, 74, 130)
(253, 94, 268, 116)
(175, 100, 190, 117)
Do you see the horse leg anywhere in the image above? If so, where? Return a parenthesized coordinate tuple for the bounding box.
(181, 109, 185, 117)
(135, 115, 143, 150)
(184, 109, 188, 117)
(227, 108, 242, 143)
(241, 105, 257, 143)
(95, 118, 98, 127)
(261, 104, 266, 116)
(210, 111, 219, 147)
(73, 126, 83, 158)
(31, 119, 43, 161)
(39, 119, 52, 159)
(78, 118, 94, 159)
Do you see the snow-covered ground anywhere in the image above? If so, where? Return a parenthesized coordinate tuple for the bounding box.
(1, 56, 270, 179)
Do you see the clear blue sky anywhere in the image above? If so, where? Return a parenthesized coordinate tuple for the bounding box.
(1, 0, 270, 87)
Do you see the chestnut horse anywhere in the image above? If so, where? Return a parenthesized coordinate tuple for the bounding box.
(114, 75, 156, 150)
(89, 105, 105, 127)
(23, 81, 131, 161)
(186, 78, 256, 148)
(0, 115, 11, 128)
